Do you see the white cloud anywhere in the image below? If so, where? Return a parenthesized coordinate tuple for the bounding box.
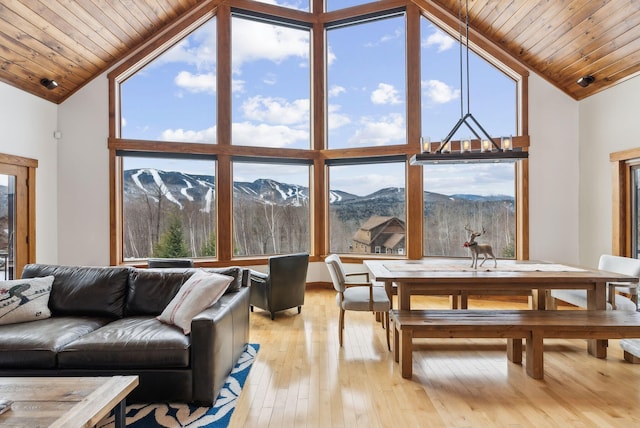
(423, 79, 460, 104)
(174, 71, 216, 94)
(423, 30, 455, 52)
(328, 85, 346, 97)
(152, 21, 217, 71)
(371, 83, 402, 105)
(161, 127, 217, 144)
(366, 28, 403, 47)
(232, 122, 308, 148)
(327, 104, 351, 130)
(241, 96, 309, 125)
(232, 19, 309, 73)
(327, 45, 336, 66)
(348, 113, 405, 146)
(121, 117, 127, 128)
(263, 73, 277, 85)
(232, 79, 245, 93)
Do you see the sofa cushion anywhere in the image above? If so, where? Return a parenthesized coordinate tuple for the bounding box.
(0, 316, 110, 368)
(58, 317, 190, 369)
(202, 267, 244, 293)
(158, 271, 233, 334)
(21, 264, 131, 319)
(125, 269, 190, 316)
(0, 276, 54, 325)
(126, 267, 246, 316)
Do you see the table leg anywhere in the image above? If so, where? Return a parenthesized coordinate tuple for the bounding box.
(393, 323, 399, 363)
(587, 282, 608, 358)
(384, 281, 394, 309)
(530, 289, 545, 310)
(397, 282, 411, 310)
(114, 399, 127, 428)
(507, 338, 522, 364)
(399, 329, 413, 379)
(525, 331, 544, 379)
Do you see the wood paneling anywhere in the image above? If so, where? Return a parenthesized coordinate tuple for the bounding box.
(0, 0, 638, 103)
(427, 0, 640, 99)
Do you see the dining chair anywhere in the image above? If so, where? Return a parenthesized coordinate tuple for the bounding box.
(548, 254, 640, 311)
(325, 254, 391, 349)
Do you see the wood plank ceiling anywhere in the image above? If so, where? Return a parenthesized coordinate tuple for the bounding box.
(0, 0, 639, 104)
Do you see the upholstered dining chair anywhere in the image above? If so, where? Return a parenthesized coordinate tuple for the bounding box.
(325, 254, 391, 349)
(147, 258, 194, 268)
(548, 254, 640, 311)
(250, 252, 309, 320)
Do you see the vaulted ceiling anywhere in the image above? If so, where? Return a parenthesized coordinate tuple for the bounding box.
(1, 0, 639, 104)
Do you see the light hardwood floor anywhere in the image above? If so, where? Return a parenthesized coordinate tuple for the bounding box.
(230, 288, 640, 427)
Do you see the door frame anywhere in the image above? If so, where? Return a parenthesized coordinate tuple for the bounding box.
(0, 153, 37, 278)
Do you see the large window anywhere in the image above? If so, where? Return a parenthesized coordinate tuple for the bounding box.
(120, 18, 217, 144)
(329, 161, 406, 254)
(326, 14, 406, 149)
(423, 163, 515, 258)
(121, 155, 217, 260)
(420, 16, 518, 258)
(231, 16, 311, 149)
(108, 2, 528, 265)
(233, 160, 310, 256)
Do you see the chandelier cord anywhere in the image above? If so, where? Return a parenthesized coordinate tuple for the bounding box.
(458, 0, 464, 118)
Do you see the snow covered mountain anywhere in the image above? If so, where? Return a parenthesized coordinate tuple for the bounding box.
(123, 169, 513, 211)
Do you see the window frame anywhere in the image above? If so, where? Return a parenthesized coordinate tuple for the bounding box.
(610, 148, 640, 257)
(107, 0, 530, 267)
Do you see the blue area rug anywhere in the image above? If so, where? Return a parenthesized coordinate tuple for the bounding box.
(98, 344, 258, 428)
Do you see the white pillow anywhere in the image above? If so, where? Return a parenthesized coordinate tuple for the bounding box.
(157, 270, 233, 334)
(0, 276, 55, 325)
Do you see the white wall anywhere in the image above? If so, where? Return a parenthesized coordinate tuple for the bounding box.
(57, 76, 111, 266)
(527, 74, 580, 265)
(578, 74, 640, 266)
(0, 82, 58, 264)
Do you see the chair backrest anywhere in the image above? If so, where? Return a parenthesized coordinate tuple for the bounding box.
(147, 258, 194, 268)
(325, 254, 347, 293)
(598, 255, 640, 280)
(267, 253, 309, 309)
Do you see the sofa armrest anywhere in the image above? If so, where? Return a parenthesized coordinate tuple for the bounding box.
(250, 270, 268, 285)
(189, 287, 250, 405)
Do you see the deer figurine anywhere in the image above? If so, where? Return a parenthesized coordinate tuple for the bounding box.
(464, 225, 497, 269)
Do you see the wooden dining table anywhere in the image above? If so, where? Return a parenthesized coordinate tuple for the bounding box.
(364, 258, 640, 357)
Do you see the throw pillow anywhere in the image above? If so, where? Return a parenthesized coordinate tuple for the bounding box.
(0, 276, 55, 325)
(157, 270, 233, 334)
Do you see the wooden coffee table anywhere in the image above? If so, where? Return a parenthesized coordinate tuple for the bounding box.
(0, 376, 138, 428)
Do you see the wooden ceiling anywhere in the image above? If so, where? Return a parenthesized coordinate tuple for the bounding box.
(1, 0, 639, 104)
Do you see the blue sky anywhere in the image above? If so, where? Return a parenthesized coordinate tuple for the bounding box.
(120, 2, 517, 197)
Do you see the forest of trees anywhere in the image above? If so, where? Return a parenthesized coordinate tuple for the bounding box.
(122, 177, 514, 260)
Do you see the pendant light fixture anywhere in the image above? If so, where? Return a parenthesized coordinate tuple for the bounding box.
(410, 0, 527, 165)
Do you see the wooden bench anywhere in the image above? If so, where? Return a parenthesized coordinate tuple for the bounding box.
(390, 309, 640, 379)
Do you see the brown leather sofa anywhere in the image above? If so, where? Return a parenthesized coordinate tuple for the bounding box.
(0, 264, 250, 405)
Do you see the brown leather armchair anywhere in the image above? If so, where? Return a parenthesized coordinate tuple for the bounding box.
(250, 252, 309, 320)
(147, 258, 194, 268)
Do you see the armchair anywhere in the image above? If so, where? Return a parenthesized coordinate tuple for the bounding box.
(250, 252, 309, 320)
(147, 258, 194, 268)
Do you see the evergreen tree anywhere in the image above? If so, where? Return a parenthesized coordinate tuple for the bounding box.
(200, 231, 217, 257)
(153, 213, 189, 258)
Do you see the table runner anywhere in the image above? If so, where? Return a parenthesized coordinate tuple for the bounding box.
(383, 263, 586, 273)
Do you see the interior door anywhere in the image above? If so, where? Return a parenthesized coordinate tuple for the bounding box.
(0, 163, 29, 279)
